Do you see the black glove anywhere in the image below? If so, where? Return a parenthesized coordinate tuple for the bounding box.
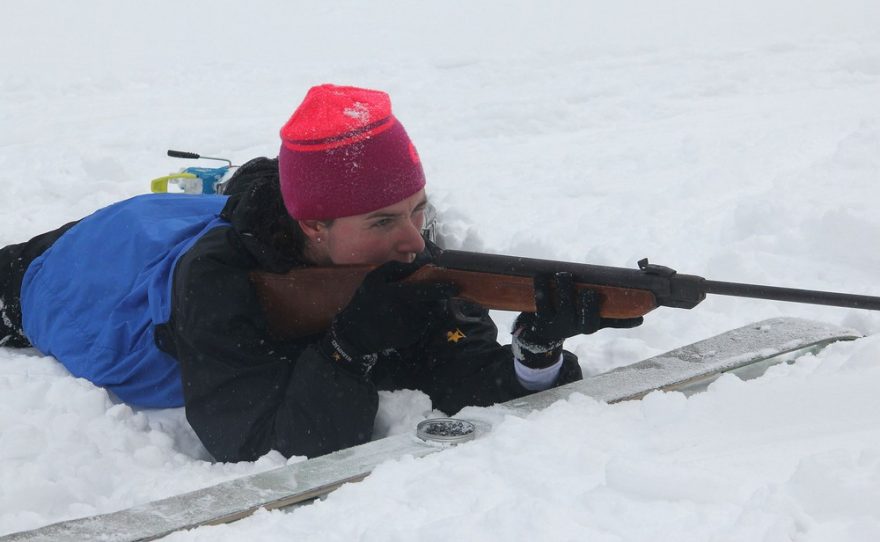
(320, 260, 457, 377)
(512, 272, 643, 368)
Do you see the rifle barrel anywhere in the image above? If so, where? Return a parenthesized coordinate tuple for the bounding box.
(702, 280, 880, 311)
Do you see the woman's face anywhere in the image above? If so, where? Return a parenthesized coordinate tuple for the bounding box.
(310, 189, 428, 265)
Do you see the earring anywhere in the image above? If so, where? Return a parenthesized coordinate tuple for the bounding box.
(316, 237, 322, 243)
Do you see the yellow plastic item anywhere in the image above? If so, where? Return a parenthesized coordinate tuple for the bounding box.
(150, 173, 199, 193)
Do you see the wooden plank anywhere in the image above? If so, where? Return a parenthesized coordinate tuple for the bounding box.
(1, 317, 859, 542)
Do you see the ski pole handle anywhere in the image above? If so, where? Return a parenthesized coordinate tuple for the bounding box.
(167, 149, 232, 167)
(167, 150, 202, 159)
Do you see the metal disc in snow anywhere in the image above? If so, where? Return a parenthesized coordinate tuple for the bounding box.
(416, 418, 476, 445)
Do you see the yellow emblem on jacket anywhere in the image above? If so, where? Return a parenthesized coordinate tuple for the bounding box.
(446, 329, 466, 343)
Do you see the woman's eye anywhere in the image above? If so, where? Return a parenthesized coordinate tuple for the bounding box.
(372, 218, 393, 228)
(411, 210, 425, 228)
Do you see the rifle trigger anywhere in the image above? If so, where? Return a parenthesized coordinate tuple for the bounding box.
(638, 258, 678, 277)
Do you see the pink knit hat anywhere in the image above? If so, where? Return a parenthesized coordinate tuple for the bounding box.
(278, 84, 426, 220)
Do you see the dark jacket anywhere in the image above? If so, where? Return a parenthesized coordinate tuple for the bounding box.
(3, 157, 583, 462)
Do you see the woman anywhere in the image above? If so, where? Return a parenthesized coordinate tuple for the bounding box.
(0, 84, 639, 462)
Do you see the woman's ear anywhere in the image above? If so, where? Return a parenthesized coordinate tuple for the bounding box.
(297, 220, 324, 243)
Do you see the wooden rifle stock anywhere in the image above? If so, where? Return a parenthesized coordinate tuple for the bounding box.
(251, 249, 880, 340)
(251, 251, 667, 340)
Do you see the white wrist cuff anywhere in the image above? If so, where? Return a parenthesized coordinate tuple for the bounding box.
(514, 354, 564, 391)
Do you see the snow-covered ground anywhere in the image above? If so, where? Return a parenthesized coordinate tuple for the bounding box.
(2, 1, 880, 540)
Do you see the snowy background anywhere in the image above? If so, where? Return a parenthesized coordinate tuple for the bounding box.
(2, 0, 880, 540)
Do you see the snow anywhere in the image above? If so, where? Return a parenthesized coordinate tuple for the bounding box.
(2, 0, 880, 540)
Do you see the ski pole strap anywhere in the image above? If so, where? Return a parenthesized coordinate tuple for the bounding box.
(150, 173, 198, 193)
(149, 167, 230, 195)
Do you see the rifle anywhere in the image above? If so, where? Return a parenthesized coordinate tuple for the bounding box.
(251, 249, 880, 340)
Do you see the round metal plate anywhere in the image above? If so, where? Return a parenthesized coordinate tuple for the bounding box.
(416, 418, 476, 445)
